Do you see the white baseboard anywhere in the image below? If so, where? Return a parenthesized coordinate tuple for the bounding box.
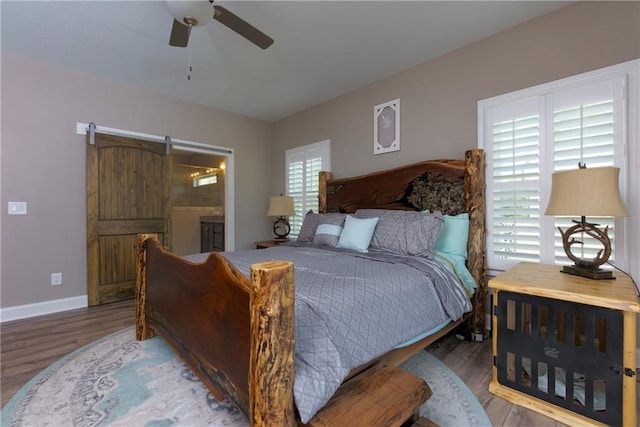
(0, 295, 88, 323)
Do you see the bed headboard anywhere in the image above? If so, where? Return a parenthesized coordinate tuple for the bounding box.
(318, 149, 486, 333)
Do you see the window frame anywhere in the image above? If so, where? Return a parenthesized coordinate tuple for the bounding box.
(478, 60, 638, 276)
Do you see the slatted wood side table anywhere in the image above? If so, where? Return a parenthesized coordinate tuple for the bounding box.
(489, 262, 638, 426)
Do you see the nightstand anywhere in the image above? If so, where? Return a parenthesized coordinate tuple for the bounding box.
(489, 262, 639, 426)
(254, 240, 286, 249)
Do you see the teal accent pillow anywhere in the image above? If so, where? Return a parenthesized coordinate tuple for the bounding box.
(337, 215, 379, 253)
(434, 212, 469, 259)
(313, 223, 343, 246)
(434, 251, 477, 295)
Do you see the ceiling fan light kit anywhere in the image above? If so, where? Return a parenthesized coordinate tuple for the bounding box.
(166, 1, 214, 28)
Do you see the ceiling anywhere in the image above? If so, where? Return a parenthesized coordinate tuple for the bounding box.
(1, 1, 571, 122)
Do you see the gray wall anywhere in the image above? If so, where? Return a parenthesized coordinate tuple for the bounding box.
(273, 2, 639, 185)
(1, 54, 273, 308)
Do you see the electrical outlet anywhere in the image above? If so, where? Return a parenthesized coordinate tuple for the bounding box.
(51, 272, 62, 286)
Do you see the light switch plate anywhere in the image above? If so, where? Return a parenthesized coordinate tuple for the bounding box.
(51, 272, 62, 286)
(8, 202, 27, 215)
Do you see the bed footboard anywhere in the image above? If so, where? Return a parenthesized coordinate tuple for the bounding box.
(136, 234, 295, 426)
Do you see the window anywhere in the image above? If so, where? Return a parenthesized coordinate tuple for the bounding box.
(193, 173, 217, 187)
(479, 62, 636, 274)
(285, 140, 330, 237)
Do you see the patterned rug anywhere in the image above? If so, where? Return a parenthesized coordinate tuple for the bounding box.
(1, 327, 491, 426)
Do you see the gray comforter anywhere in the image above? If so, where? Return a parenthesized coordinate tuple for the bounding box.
(188, 243, 471, 423)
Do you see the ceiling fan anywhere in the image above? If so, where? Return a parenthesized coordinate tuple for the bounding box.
(166, 0, 274, 50)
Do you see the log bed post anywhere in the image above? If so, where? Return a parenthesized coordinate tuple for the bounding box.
(136, 233, 156, 341)
(318, 171, 331, 213)
(249, 261, 296, 426)
(464, 149, 487, 337)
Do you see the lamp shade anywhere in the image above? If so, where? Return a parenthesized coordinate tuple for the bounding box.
(545, 166, 628, 217)
(267, 196, 295, 217)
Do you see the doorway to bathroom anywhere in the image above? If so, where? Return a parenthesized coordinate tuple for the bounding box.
(171, 150, 227, 256)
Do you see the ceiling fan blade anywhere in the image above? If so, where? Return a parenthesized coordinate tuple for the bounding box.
(169, 19, 190, 47)
(213, 5, 273, 50)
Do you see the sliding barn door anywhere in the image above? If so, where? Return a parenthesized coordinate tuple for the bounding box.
(87, 133, 171, 306)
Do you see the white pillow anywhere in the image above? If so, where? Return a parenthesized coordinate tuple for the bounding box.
(337, 215, 379, 253)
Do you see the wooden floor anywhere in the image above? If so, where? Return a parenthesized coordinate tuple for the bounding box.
(0, 300, 569, 425)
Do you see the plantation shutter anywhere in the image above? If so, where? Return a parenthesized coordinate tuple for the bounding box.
(285, 140, 330, 237)
(287, 152, 305, 234)
(551, 81, 620, 264)
(486, 98, 542, 271)
(482, 75, 626, 273)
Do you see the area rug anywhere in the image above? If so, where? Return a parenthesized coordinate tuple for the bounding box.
(1, 327, 491, 426)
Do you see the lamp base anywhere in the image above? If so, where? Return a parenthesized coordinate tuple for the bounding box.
(560, 265, 615, 280)
(272, 237, 290, 243)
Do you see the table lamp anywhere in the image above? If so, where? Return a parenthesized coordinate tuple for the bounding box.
(267, 195, 295, 242)
(545, 163, 628, 279)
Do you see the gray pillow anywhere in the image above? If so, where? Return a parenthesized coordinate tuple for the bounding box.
(354, 209, 443, 258)
(297, 212, 347, 243)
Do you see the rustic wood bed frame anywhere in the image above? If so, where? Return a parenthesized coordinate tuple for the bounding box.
(136, 148, 486, 426)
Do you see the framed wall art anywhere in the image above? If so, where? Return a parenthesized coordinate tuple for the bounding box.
(373, 98, 400, 155)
